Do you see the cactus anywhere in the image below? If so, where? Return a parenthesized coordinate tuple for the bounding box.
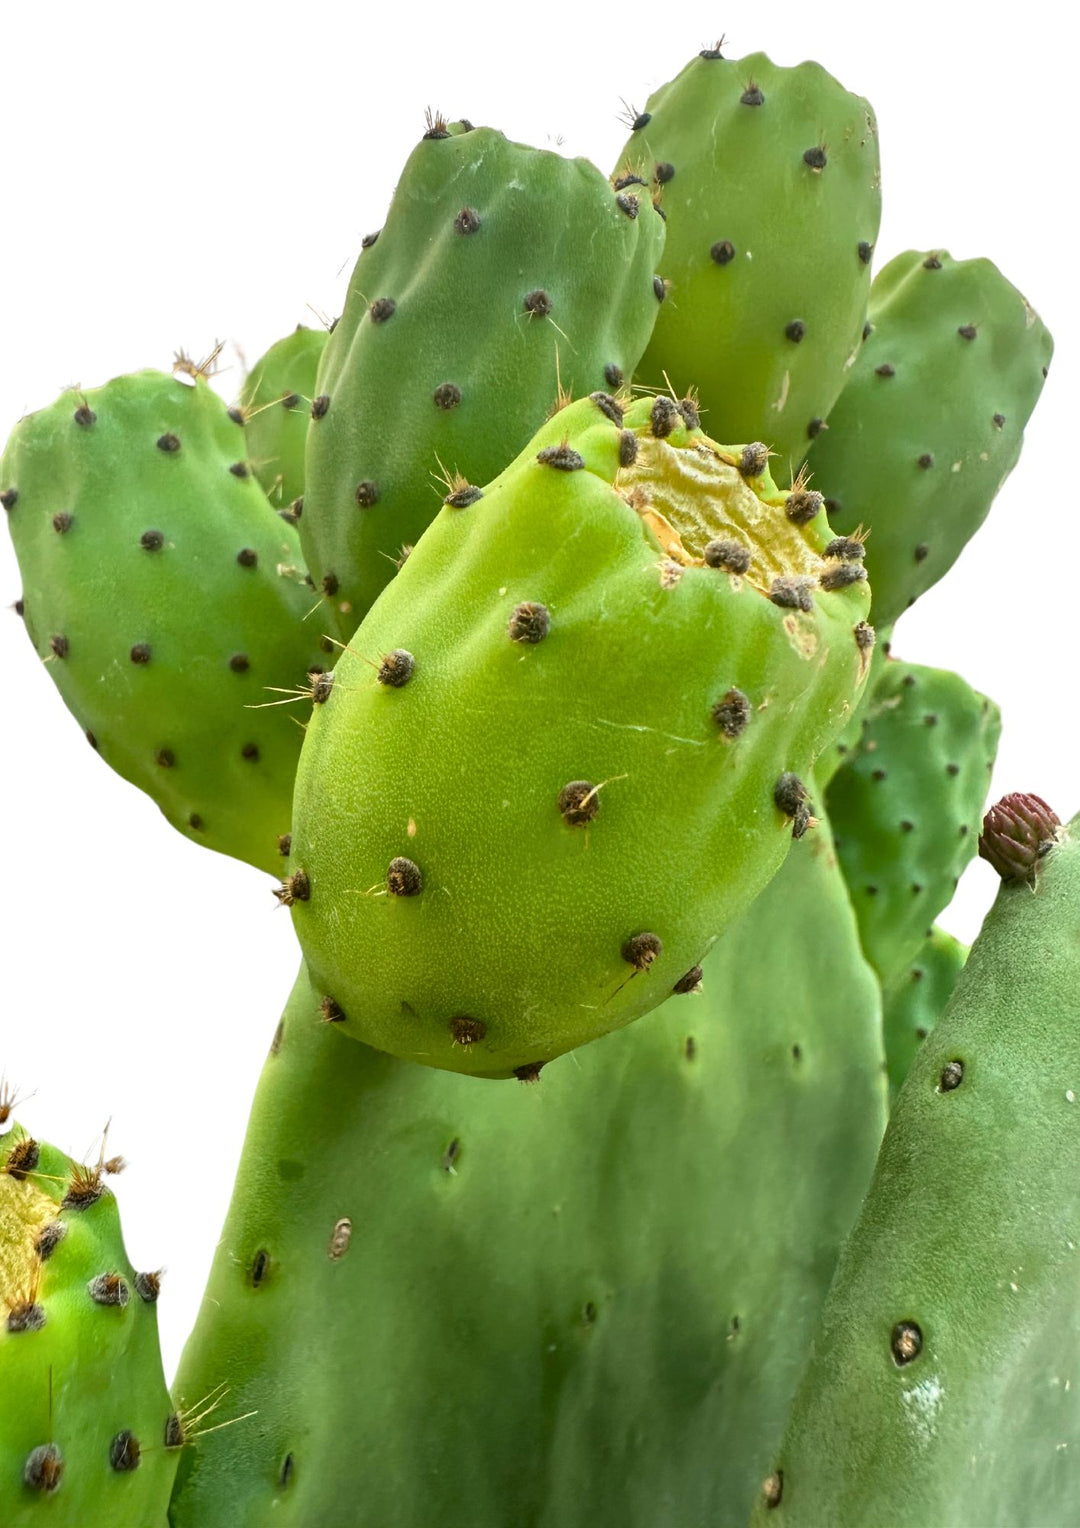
(751, 799, 1080, 1527)
(615, 49, 881, 476)
(237, 325, 329, 510)
(287, 392, 872, 1076)
(881, 924, 967, 1099)
(299, 119, 666, 635)
(1, 367, 331, 873)
(171, 817, 884, 1528)
(809, 250, 1053, 628)
(826, 656, 1000, 986)
(0, 1123, 177, 1525)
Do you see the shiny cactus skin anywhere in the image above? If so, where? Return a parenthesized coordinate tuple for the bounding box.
(809, 249, 1053, 628)
(237, 325, 329, 510)
(751, 806, 1080, 1527)
(171, 822, 884, 1528)
(1, 1126, 177, 1526)
(300, 120, 666, 635)
(287, 393, 871, 1076)
(827, 656, 1000, 987)
(615, 50, 881, 475)
(1, 369, 330, 873)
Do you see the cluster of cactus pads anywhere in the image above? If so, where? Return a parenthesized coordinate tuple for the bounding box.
(1, 40, 1069, 1527)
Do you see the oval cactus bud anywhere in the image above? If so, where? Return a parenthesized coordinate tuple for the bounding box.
(978, 792, 1063, 883)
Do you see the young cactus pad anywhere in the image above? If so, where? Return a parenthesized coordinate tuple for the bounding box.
(171, 825, 885, 1528)
(826, 656, 1000, 987)
(300, 119, 666, 634)
(1, 1126, 177, 1526)
(751, 802, 1080, 1527)
(1, 369, 331, 874)
(809, 249, 1053, 628)
(615, 49, 880, 474)
(237, 325, 329, 510)
(286, 392, 873, 1077)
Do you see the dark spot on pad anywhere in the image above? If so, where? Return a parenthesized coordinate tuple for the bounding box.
(454, 207, 481, 234)
(229, 461, 249, 478)
(165, 1415, 185, 1449)
(958, 324, 978, 341)
(515, 1062, 545, 1084)
(0, 488, 17, 511)
(369, 297, 396, 323)
(141, 529, 164, 550)
(673, 965, 703, 995)
(433, 383, 462, 410)
(774, 773, 812, 837)
(320, 996, 345, 1024)
(229, 653, 250, 672)
(807, 417, 827, 439)
(89, 1272, 129, 1307)
(23, 1444, 63, 1493)
(820, 563, 867, 591)
(445, 483, 482, 508)
(769, 576, 814, 612)
(651, 396, 681, 437)
(739, 443, 769, 477)
(50, 634, 69, 658)
(278, 833, 292, 856)
(785, 320, 806, 343)
(559, 780, 599, 826)
(613, 173, 648, 191)
(236, 547, 258, 568)
(7, 1301, 46, 1333)
(156, 748, 175, 767)
(604, 364, 624, 389)
(450, 1015, 487, 1046)
(655, 160, 676, 182)
(74, 404, 96, 426)
(923, 255, 943, 270)
(653, 276, 667, 302)
(524, 289, 553, 317)
(803, 145, 827, 169)
(156, 433, 180, 452)
(361, 229, 381, 248)
(537, 444, 585, 471)
(940, 1059, 964, 1091)
(321, 573, 339, 597)
(704, 539, 750, 573)
(678, 397, 700, 430)
(134, 1271, 161, 1303)
(279, 1454, 294, 1488)
(993, 413, 1006, 428)
(632, 112, 651, 129)
(250, 1249, 270, 1287)
(875, 363, 896, 379)
(130, 643, 152, 664)
(311, 395, 330, 419)
(590, 391, 624, 426)
(189, 814, 204, 830)
(710, 240, 736, 265)
(858, 241, 873, 264)
(740, 84, 764, 106)
(36, 1222, 66, 1260)
(619, 430, 638, 466)
(509, 602, 550, 644)
(891, 1321, 922, 1365)
(622, 931, 662, 971)
(387, 856, 423, 896)
(241, 743, 259, 761)
(918, 453, 935, 469)
(914, 543, 929, 562)
(713, 688, 751, 738)
(273, 869, 310, 906)
(52, 511, 73, 534)
(615, 193, 640, 220)
(785, 488, 822, 525)
(825, 537, 865, 561)
(355, 480, 379, 508)
(378, 649, 414, 686)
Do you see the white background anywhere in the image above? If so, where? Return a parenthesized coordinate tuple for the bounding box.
(0, 0, 1074, 1379)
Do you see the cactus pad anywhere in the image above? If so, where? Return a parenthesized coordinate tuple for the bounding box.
(238, 325, 329, 510)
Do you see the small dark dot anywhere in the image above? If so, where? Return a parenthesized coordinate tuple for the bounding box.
(355, 480, 379, 508)
(387, 856, 423, 896)
(652, 275, 667, 303)
(241, 742, 259, 761)
(871, 768, 887, 782)
(590, 391, 624, 426)
(824, 537, 865, 562)
(672, 965, 703, 995)
(130, 643, 152, 665)
(23, 1443, 63, 1493)
(891, 1321, 922, 1365)
(445, 483, 482, 508)
(377, 649, 414, 686)
(651, 396, 681, 438)
(631, 111, 651, 130)
(677, 396, 700, 430)
(52, 511, 73, 534)
(712, 688, 751, 739)
(524, 289, 552, 317)
(74, 404, 96, 426)
(537, 444, 585, 472)
(807, 417, 827, 439)
(278, 833, 292, 856)
(740, 84, 764, 106)
(250, 1249, 270, 1287)
(940, 1059, 964, 1092)
(959, 823, 969, 837)
(140, 529, 164, 550)
(622, 931, 662, 970)
(559, 780, 599, 826)
(320, 996, 345, 1024)
(110, 1432, 141, 1473)
(654, 160, 676, 182)
(50, 634, 69, 658)
(290, 497, 303, 517)
(618, 429, 638, 467)
(993, 413, 1006, 429)
(785, 319, 806, 343)
(229, 653, 250, 672)
(946, 762, 960, 777)
(785, 488, 822, 525)
(866, 885, 879, 896)
(450, 1015, 486, 1046)
(803, 145, 827, 169)
(370, 296, 396, 323)
(280, 392, 300, 410)
(900, 819, 914, 833)
(615, 192, 640, 220)
(321, 573, 339, 597)
(279, 1454, 294, 1489)
(188, 813, 204, 830)
(820, 563, 868, 591)
(792, 1044, 802, 1061)
(875, 363, 896, 379)
(923, 254, 943, 270)
(86, 730, 98, 749)
(857, 240, 873, 264)
(710, 240, 736, 265)
(155, 748, 175, 768)
(769, 575, 814, 612)
(0, 487, 17, 511)
(863, 320, 873, 340)
(924, 713, 938, 727)
(918, 453, 934, 469)
(739, 442, 770, 477)
(958, 324, 978, 341)
(704, 539, 751, 573)
(361, 229, 381, 248)
(911, 882, 924, 895)
(156, 433, 180, 453)
(604, 363, 624, 389)
(311, 394, 330, 419)
(229, 461, 250, 478)
(684, 1035, 697, 1060)
(509, 602, 550, 644)
(236, 547, 258, 568)
(454, 207, 481, 235)
(433, 382, 462, 410)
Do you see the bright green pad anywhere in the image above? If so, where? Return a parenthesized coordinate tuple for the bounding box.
(881, 924, 967, 1100)
(810, 249, 1053, 628)
(301, 121, 666, 633)
(289, 393, 872, 1076)
(615, 50, 880, 476)
(1, 370, 331, 873)
(238, 326, 329, 510)
(752, 810, 1080, 1528)
(827, 656, 1000, 987)
(1, 1128, 177, 1525)
(170, 825, 885, 1528)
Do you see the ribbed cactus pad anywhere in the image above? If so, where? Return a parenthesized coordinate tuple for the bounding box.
(1, 1127, 177, 1526)
(809, 249, 1053, 628)
(238, 325, 329, 509)
(881, 924, 967, 1100)
(170, 824, 884, 1528)
(615, 49, 880, 475)
(1, 370, 330, 873)
(300, 119, 666, 634)
(827, 656, 1000, 986)
(752, 807, 1080, 1527)
(287, 392, 872, 1075)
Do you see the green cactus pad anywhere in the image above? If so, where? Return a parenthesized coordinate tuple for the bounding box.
(238, 325, 329, 509)
(615, 50, 880, 476)
(809, 249, 1053, 628)
(881, 924, 967, 1100)
(1, 1127, 177, 1526)
(1, 369, 331, 873)
(287, 393, 872, 1076)
(827, 656, 1000, 987)
(300, 119, 666, 634)
(752, 808, 1080, 1527)
(171, 822, 885, 1528)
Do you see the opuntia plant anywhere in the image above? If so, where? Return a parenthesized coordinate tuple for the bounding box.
(2, 31, 1071, 1528)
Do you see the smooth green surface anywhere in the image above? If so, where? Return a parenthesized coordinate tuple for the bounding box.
(1, 370, 330, 873)
(810, 249, 1053, 628)
(752, 811, 1080, 1528)
(171, 821, 885, 1528)
(881, 924, 967, 1100)
(290, 393, 872, 1075)
(239, 325, 329, 508)
(1, 1131, 177, 1526)
(301, 121, 665, 633)
(827, 656, 999, 987)
(617, 50, 880, 476)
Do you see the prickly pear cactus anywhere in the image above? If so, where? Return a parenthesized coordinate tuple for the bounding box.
(1, 368, 331, 873)
(1, 1124, 178, 1525)
(810, 250, 1053, 628)
(751, 798, 1080, 1528)
(615, 48, 880, 475)
(238, 325, 329, 510)
(170, 821, 885, 1528)
(287, 392, 873, 1076)
(881, 924, 967, 1099)
(827, 656, 1000, 986)
(300, 118, 666, 634)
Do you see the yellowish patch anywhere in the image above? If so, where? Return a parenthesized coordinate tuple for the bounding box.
(1, 1171, 56, 1309)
